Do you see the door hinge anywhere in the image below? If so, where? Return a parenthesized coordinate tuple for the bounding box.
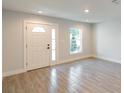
(26, 62, 28, 67)
(26, 44, 27, 48)
(25, 26, 27, 30)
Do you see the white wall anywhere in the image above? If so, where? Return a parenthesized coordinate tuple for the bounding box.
(93, 19, 121, 63)
(3, 10, 93, 74)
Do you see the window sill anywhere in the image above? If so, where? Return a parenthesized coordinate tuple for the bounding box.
(70, 51, 82, 55)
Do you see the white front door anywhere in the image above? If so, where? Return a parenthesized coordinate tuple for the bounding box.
(26, 23, 52, 70)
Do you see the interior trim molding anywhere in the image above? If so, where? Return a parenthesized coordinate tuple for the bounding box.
(3, 69, 26, 77)
(5, 55, 119, 77)
(93, 55, 121, 64)
(3, 55, 93, 77)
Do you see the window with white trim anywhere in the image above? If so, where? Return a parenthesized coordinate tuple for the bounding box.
(69, 28, 82, 54)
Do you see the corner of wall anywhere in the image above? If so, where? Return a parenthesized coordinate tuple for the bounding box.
(3, 69, 26, 77)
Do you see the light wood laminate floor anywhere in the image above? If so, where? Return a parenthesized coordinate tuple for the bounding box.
(3, 58, 121, 93)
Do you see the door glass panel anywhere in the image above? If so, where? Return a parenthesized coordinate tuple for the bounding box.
(52, 50, 56, 61)
(52, 29, 56, 61)
(52, 29, 55, 39)
(32, 27, 45, 32)
(52, 40, 56, 50)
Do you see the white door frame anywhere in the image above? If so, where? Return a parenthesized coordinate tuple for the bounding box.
(24, 20, 59, 71)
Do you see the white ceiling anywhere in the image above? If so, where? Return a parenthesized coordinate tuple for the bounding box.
(2, 0, 121, 23)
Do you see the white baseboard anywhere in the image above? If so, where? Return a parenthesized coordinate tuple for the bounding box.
(93, 56, 121, 64)
(3, 69, 26, 77)
(4, 55, 107, 77)
(59, 55, 94, 64)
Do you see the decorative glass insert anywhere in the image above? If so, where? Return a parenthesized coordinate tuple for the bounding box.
(52, 29, 55, 39)
(69, 28, 82, 54)
(52, 29, 56, 61)
(32, 27, 45, 32)
(52, 49, 56, 61)
(52, 40, 56, 50)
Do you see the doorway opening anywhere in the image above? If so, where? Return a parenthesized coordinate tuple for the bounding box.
(24, 21, 58, 71)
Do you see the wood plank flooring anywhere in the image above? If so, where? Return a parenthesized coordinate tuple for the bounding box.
(3, 58, 121, 93)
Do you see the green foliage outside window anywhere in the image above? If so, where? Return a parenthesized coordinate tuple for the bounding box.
(69, 28, 81, 54)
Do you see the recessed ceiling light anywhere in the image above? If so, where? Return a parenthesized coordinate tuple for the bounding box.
(84, 9, 90, 13)
(38, 11, 43, 14)
(112, 0, 120, 4)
